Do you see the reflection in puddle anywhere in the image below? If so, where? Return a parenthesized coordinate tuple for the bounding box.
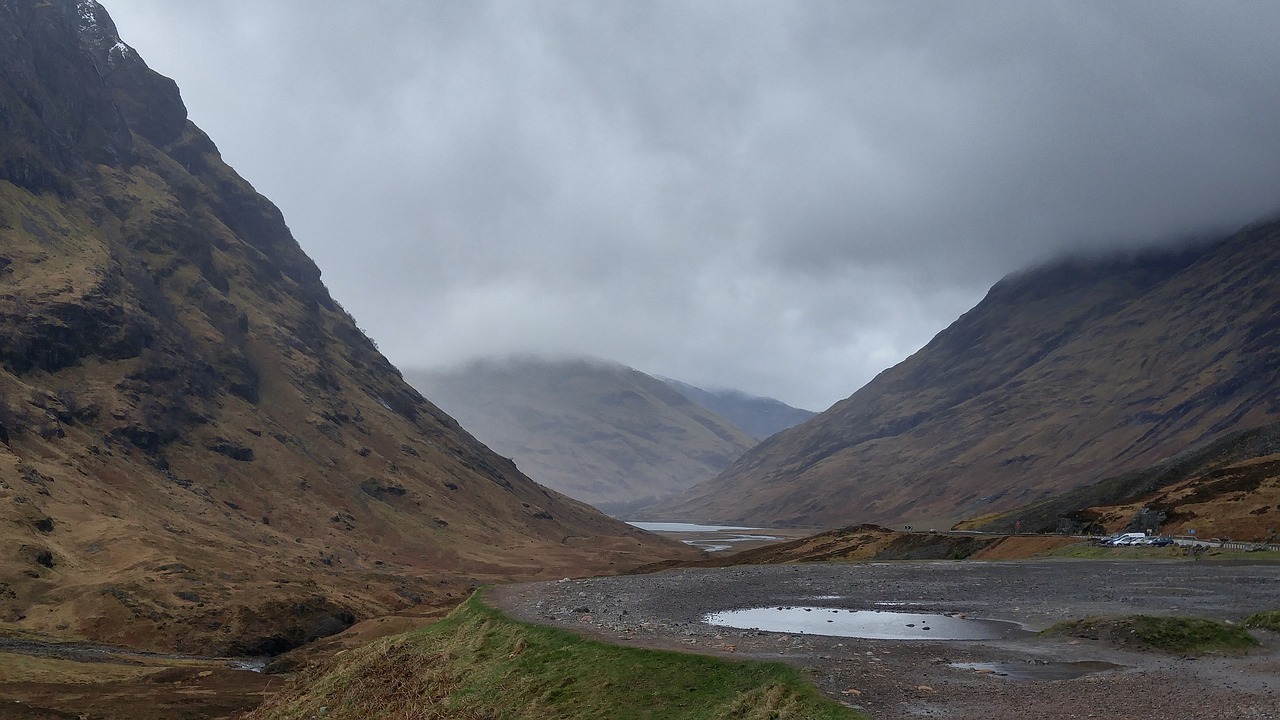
(951, 660, 1124, 680)
(704, 607, 1029, 640)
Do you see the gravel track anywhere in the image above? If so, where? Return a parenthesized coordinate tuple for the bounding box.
(491, 559, 1280, 719)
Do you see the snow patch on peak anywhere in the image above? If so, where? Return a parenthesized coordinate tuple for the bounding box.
(75, 0, 111, 43)
(76, 0, 100, 29)
(74, 0, 137, 66)
(110, 41, 135, 61)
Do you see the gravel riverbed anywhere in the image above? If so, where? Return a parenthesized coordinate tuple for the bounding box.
(491, 559, 1280, 719)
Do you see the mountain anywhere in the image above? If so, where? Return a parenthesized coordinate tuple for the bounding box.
(651, 220, 1280, 528)
(659, 377, 816, 440)
(961, 419, 1280, 541)
(405, 357, 758, 515)
(0, 0, 683, 655)
(1078, 453, 1280, 542)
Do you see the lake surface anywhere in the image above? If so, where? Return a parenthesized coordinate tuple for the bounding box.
(704, 607, 1030, 640)
(627, 522, 759, 533)
(627, 521, 780, 552)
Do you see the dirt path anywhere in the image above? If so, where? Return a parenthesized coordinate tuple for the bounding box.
(490, 559, 1280, 720)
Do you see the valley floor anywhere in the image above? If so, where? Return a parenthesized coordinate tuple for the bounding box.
(491, 559, 1280, 720)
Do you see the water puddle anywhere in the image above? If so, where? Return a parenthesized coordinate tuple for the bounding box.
(951, 660, 1124, 680)
(704, 607, 1029, 640)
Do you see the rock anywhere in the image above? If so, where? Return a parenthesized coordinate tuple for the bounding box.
(205, 438, 255, 462)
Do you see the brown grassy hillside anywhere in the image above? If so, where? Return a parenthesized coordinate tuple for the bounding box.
(961, 420, 1280, 540)
(1083, 455, 1280, 541)
(0, 0, 688, 655)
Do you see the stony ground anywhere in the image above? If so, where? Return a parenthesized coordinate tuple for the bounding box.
(491, 559, 1280, 720)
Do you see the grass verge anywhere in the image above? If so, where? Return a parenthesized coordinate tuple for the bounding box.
(1042, 615, 1259, 655)
(1044, 544, 1184, 559)
(248, 591, 862, 720)
(1245, 610, 1280, 632)
(1044, 544, 1280, 561)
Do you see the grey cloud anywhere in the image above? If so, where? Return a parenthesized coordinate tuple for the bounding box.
(104, 0, 1280, 409)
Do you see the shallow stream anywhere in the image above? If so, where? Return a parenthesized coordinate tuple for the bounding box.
(950, 660, 1125, 680)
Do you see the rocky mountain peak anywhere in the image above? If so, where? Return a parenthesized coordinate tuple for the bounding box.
(74, 0, 132, 60)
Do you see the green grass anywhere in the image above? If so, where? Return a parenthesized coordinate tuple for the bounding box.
(1044, 543, 1280, 561)
(1043, 615, 1259, 655)
(1128, 616, 1258, 654)
(1188, 550, 1280, 562)
(1244, 610, 1280, 632)
(1044, 543, 1185, 559)
(248, 592, 862, 720)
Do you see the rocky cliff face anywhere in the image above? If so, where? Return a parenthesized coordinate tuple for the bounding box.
(0, 0, 684, 654)
(652, 220, 1280, 528)
(406, 357, 758, 515)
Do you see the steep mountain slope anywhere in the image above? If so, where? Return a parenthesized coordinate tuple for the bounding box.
(405, 357, 758, 515)
(659, 377, 816, 440)
(653, 221, 1280, 528)
(961, 420, 1280, 540)
(1080, 455, 1280, 542)
(0, 0, 685, 654)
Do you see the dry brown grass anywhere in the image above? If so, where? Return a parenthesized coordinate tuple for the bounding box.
(248, 595, 861, 720)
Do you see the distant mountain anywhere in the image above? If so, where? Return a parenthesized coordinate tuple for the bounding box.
(0, 0, 681, 655)
(405, 357, 758, 515)
(659, 378, 815, 440)
(651, 220, 1280, 529)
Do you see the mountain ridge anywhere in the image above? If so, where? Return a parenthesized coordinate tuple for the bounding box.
(406, 356, 758, 515)
(658, 376, 816, 440)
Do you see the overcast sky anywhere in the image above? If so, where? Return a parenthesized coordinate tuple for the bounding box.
(102, 1, 1280, 410)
